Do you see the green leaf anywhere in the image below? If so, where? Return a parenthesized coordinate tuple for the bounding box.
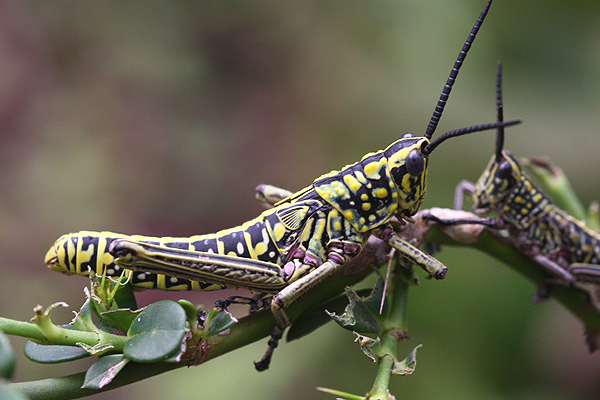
(24, 341, 89, 364)
(177, 300, 198, 323)
(124, 300, 187, 363)
(206, 309, 237, 337)
(287, 289, 372, 342)
(0, 331, 15, 379)
(99, 309, 142, 334)
(70, 298, 96, 332)
(82, 354, 129, 389)
(326, 284, 385, 334)
(23, 325, 90, 364)
(354, 332, 380, 363)
(111, 280, 138, 310)
(391, 344, 422, 375)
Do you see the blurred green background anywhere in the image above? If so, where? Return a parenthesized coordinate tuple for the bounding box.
(1, 0, 600, 399)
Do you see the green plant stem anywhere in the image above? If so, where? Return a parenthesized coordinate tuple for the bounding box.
(386, 263, 410, 332)
(368, 263, 410, 400)
(369, 352, 394, 400)
(367, 336, 397, 400)
(0, 319, 51, 344)
(0, 318, 128, 349)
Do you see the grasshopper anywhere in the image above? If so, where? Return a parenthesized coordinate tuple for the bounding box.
(436, 62, 600, 291)
(45, 0, 518, 370)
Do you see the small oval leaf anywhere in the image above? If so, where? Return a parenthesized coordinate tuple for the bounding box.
(206, 309, 237, 337)
(112, 281, 138, 310)
(177, 300, 198, 323)
(100, 308, 142, 334)
(24, 341, 90, 364)
(82, 354, 129, 389)
(24, 325, 90, 364)
(124, 300, 187, 363)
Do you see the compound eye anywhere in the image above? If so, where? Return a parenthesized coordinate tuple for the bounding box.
(496, 160, 513, 179)
(406, 149, 425, 176)
(400, 133, 415, 139)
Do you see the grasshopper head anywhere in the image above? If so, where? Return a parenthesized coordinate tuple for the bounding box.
(45, 234, 72, 273)
(472, 62, 521, 214)
(385, 118, 522, 221)
(472, 150, 521, 213)
(384, 134, 430, 219)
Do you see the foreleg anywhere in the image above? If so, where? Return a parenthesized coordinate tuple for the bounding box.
(454, 180, 476, 210)
(374, 225, 447, 279)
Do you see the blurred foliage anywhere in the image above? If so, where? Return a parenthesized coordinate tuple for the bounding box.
(1, 0, 599, 399)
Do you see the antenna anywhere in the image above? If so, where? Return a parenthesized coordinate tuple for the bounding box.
(422, 119, 520, 155)
(424, 0, 493, 140)
(495, 61, 505, 161)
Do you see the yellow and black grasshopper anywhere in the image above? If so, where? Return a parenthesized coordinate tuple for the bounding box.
(45, 0, 519, 370)
(434, 63, 600, 291)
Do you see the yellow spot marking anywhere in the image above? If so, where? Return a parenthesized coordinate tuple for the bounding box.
(254, 242, 267, 255)
(227, 251, 237, 257)
(333, 220, 342, 231)
(368, 215, 376, 222)
(362, 203, 371, 211)
(359, 217, 366, 225)
(273, 223, 286, 241)
(343, 174, 361, 192)
(361, 194, 368, 201)
(343, 210, 354, 220)
(364, 162, 382, 179)
(373, 188, 388, 198)
(532, 193, 542, 203)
